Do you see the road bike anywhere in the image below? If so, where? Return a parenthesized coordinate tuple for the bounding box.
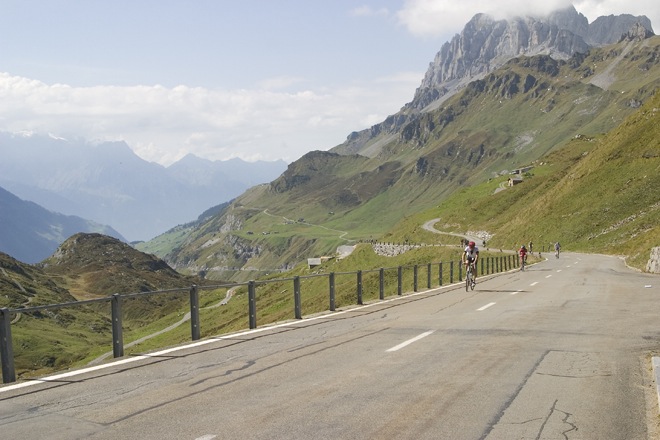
(465, 263, 476, 291)
(519, 255, 526, 271)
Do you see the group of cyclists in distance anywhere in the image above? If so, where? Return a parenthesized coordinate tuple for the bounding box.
(461, 239, 561, 285)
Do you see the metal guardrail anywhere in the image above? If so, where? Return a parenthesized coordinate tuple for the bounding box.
(1, 255, 519, 383)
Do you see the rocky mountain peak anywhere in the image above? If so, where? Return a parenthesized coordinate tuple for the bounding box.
(408, 6, 654, 112)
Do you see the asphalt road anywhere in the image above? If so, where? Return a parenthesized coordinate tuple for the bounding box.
(1, 253, 659, 439)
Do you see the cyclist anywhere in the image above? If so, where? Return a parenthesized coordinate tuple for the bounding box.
(518, 244, 528, 270)
(462, 241, 479, 284)
(554, 242, 561, 258)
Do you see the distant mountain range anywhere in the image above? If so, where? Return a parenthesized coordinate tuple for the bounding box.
(0, 185, 124, 263)
(139, 7, 659, 281)
(0, 133, 287, 242)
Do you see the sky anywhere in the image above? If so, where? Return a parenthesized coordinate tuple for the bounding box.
(0, 1, 658, 166)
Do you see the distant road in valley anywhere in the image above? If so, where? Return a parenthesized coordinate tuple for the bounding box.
(422, 218, 487, 245)
(2, 253, 659, 439)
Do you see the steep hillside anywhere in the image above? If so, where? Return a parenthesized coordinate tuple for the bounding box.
(386, 90, 660, 270)
(152, 35, 660, 281)
(0, 252, 75, 309)
(336, 7, 654, 156)
(3, 233, 211, 378)
(41, 233, 197, 299)
(0, 186, 125, 264)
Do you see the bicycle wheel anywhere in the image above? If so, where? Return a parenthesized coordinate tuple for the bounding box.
(470, 268, 475, 290)
(465, 268, 471, 291)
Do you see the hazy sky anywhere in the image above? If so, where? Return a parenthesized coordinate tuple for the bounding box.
(0, 1, 657, 166)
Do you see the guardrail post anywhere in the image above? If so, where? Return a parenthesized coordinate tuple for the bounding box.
(413, 265, 418, 292)
(427, 263, 432, 289)
(0, 308, 16, 383)
(248, 281, 257, 329)
(357, 271, 363, 305)
(439, 262, 443, 286)
(379, 268, 384, 300)
(111, 293, 124, 358)
(458, 262, 463, 282)
(294, 276, 302, 319)
(329, 273, 336, 311)
(397, 266, 403, 296)
(450, 261, 454, 283)
(480, 258, 484, 276)
(189, 285, 200, 341)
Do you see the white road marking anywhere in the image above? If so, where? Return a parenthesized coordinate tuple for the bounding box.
(556, 270, 562, 273)
(387, 331, 435, 352)
(530, 282, 539, 286)
(546, 275, 552, 279)
(477, 302, 496, 311)
(195, 436, 217, 440)
(511, 290, 522, 295)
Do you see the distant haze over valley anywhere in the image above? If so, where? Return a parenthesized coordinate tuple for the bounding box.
(0, 132, 287, 242)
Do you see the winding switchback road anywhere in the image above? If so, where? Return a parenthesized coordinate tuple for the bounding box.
(1, 253, 659, 439)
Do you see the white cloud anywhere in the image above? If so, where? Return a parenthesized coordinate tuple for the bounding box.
(397, 0, 659, 37)
(0, 71, 420, 166)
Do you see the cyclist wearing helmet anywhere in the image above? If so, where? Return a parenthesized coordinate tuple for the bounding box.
(462, 241, 479, 283)
(518, 244, 528, 270)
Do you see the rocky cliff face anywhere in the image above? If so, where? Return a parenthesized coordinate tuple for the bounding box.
(333, 6, 654, 158)
(410, 6, 654, 111)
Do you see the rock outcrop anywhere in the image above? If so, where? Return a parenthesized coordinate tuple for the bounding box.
(647, 247, 660, 274)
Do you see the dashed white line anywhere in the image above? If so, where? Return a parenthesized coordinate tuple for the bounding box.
(556, 270, 562, 273)
(511, 290, 522, 295)
(386, 331, 435, 352)
(530, 282, 539, 286)
(195, 436, 217, 440)
(477, 302, 496, 311)
(546, 275, 552, 279)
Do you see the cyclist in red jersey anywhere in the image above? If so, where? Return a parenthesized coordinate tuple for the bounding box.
(518, 244, 528, 270)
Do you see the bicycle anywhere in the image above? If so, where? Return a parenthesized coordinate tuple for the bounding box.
(519, 255, 526, 271)
(465, 263, 476, 291)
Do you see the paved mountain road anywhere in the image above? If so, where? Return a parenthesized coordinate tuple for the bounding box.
(1, 254, 659, 439)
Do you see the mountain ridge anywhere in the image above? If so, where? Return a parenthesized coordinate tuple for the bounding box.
(149, 29, 660, 282)
(0, 133, 287, 241)
(0, 185, 125, 264)
(334, 6, 654, 158)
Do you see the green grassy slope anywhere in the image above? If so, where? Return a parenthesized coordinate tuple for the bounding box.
(384, 91, 660, 270)
(148, 37, 660, 281)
